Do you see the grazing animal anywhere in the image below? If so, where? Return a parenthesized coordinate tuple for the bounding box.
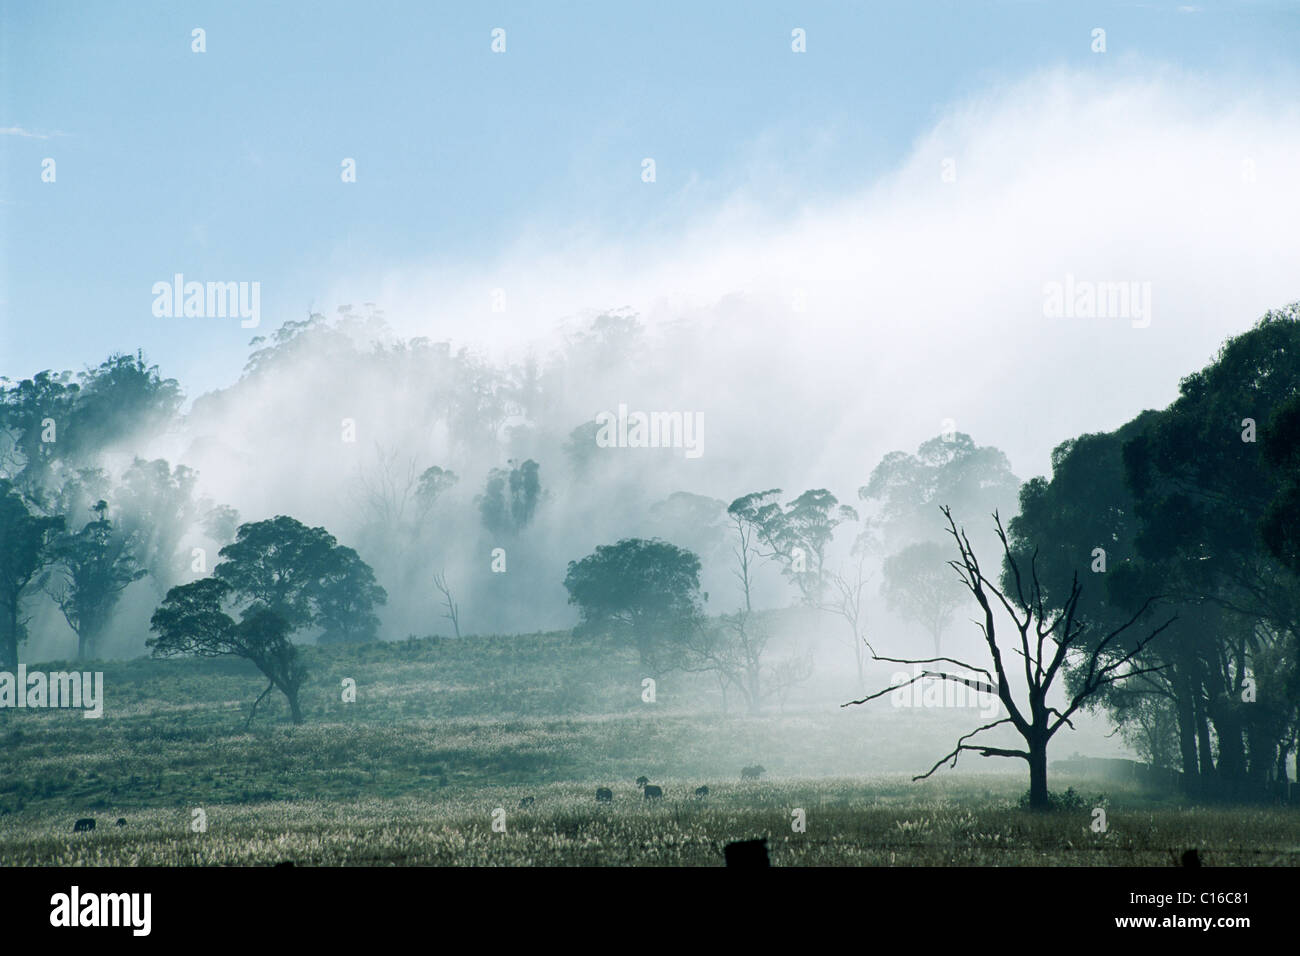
(274, 860, 295, 868)
(1180, 848, 1201, 868)
(636, 776, 650, 787)
(741, 765, 766, 780)
(115, 818, 127, 827)
(694, 786, 709, 798)
(595, 787, 613, 802)
(519, 796, 535, 808)
(643, 784, 663, 800)
(73, 818, 95, 833)
(724, 838, 770, 867)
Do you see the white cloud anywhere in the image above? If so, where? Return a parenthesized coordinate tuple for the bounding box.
(323, 66, 1300, 485)
(0, 125, 61, 139)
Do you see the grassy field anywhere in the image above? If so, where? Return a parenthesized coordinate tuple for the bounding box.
(2, 631, 1298, 866)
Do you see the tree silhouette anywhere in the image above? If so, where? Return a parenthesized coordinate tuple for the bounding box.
(844, 508, 1174, 810)
(0, 479, 63, 668)
(47, 500, 147, 659)
(149, 578, 306, 725)
(564, 537, 703, 669)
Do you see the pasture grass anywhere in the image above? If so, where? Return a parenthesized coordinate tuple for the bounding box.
(2, 631, 1297, 866)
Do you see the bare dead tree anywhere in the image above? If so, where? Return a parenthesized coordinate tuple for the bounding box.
(684, 495, 810, 714)
(352, 443, 422, 534)
(685, 609, 771, 715)
(433, 570, 461, 638)
(821, 551, 874, 691)
(842, 506, 1175, 810)
(769, 647, 815, 714)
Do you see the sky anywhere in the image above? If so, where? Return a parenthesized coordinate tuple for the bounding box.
(3, 0, 1300, 481)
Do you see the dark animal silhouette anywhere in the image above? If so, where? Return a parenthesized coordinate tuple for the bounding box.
(1181, 848, 1201, 868)
(519, 796, 535, 808)
(695, 786, 709, 798)
(725, 838, 770, 867)
(115, 818, 127, 827)
(636, 776, 650, 787)
(274, 860, 295, 868)
(643, 784, 663, 800)
(73, 818, 95, 832)
(741, 765, 766, 780)
(595, 787, 613, 802)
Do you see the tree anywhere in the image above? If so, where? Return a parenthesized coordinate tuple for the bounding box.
(821, 552, 873, 690)
(433, 571, 461, 638)
(1103, 686, 1183, 772)
(1121, 305, 1300, 795)
(726, 492, 776, 613)
(0, 480, 63, 668)
(46, 500, 147, 659)
(727, 489, 786, 573)
(844, 508, 1174, 810)
(1260, 391, 1300, 783)
(414, 465, 458, 521)
(0, 370, 78, 493)
(881, 541, 966, 656)
(858, 432, 1020, 551)
(1006, 413, 1223, 791)
(563, 538, 704, 669)
(67, 351, 182, 459)
(647, 492, 728, 569)
(727, 488, 856, 605)
(1262, 392, 1300, 577)
(352, 444, 424, 536)
(113, 457, 201, 594)
(684, 609, 811, 715)
(148, 578, 307, 725)
(202, 504, 240, 547)
(781, 489, 858, 604)
(478, 459, 541, 537)
(213, 515, 387, 644)
(315, 546, 387, 644)
(677, 496, 812, 712)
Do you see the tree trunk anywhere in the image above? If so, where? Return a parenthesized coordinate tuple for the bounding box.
(1027, 741, 1049, 810)
(77, 623, 98, 661)
(0, 616, 17, 671)
(1173, 670, 1199, 791)
(1212, 711, 1246, 787)
(245, 680, 276, 729)
(1194, 693, 1215, 789)
(288, 690, 304, 725)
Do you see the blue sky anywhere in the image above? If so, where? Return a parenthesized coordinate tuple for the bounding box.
(3, 1, 1300, 401)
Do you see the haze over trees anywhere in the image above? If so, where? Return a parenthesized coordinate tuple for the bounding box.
(1, 299, 1297, 806)
(881, 541, 966, 656)
(0, 479, 62, 669)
